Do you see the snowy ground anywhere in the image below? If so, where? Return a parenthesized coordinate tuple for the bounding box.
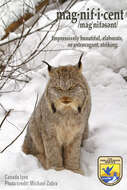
(0, 0, 127, 190)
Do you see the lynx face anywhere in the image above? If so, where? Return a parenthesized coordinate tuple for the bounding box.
(46, 64, 87, 114)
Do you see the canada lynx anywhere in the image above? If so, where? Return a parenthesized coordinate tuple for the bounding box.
(22, 54, 91, 175)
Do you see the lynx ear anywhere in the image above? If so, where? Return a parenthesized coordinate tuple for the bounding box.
(77, 53, 84, 70)
(42, 60, 52, 72)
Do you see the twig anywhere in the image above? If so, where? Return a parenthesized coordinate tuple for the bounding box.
(0, 109, 12, 128)
(0, 103, 7, 112)
(0, 94, 39, 153)
(0, 120, 29, 153)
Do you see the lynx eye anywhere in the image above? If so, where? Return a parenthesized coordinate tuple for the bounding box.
(68, 86, 73, 90)
(54, 87, 62, 91)
(68, 85, 77, 91)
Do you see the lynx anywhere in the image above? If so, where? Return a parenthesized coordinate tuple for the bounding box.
(22, 54, 91, 175)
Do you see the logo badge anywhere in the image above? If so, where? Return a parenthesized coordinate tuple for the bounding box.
(98, 156, 123, 186)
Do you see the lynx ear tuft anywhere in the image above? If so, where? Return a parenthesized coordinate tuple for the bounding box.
(77, 53, 84, 70)
(42, 60, 52, 72)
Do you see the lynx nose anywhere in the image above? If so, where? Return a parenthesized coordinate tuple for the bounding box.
(60, 96, 72, 104)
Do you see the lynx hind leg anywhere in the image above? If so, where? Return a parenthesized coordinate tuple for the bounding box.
(36, 153, 50, 170)
(22, 131, 50, 170)
(22, 134, 32, 154)
(22, 134, 37, 155)
(81, 123, 89, 147)
(22, 134, 47, 168)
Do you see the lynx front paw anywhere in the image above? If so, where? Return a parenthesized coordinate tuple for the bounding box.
(53, 166, 64, 171)
(72, 169, 85, 175)
(66, 168, 85, 175)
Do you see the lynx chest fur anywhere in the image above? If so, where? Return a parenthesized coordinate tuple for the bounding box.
(55, 114, 83, 146)
(22, 54, 91, 175)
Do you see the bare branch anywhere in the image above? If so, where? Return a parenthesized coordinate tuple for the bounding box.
(0, 0, 77, 93)
(0, 120, 29, 153)
(0, 94, 39, 153)
(0, 109, 12, 129)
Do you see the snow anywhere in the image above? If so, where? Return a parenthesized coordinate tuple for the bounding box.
(95, 0, 127, 10)
(0, 0, 127, 190)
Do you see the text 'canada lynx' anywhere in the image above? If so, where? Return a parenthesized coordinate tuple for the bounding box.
(22, 54, 91, 175)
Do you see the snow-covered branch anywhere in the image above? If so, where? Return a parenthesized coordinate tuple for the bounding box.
(0, 0, 49, 40)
